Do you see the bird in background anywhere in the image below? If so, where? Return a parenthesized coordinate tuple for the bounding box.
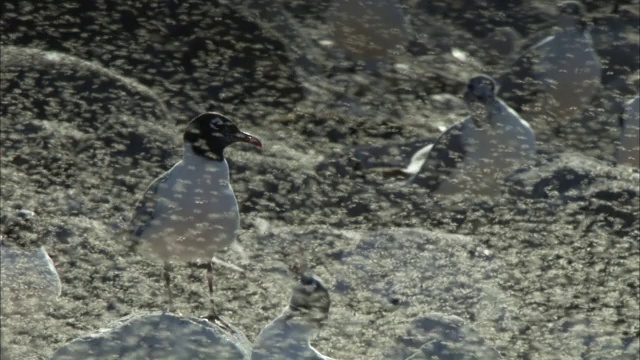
(375, 75, 536, 197)
(251, 273, 334, 360)
(498, 0, 602, 134)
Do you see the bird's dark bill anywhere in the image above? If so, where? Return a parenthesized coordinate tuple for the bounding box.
(236, 132, 263, 148)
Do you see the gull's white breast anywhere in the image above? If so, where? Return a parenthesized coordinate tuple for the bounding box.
(436, 103, 536, 196)
(139, 154, 240, 262)
(533, 29, 602, 116)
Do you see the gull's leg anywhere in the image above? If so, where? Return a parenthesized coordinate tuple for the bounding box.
(206, 259, 214, 297)
(203, 260, 231, 329)
(163, 261, 175, 313)
(205, 259, 220, 319)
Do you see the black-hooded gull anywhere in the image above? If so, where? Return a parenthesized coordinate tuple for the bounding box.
(128, 112, 262, 320)
(410, 75, 537, 197)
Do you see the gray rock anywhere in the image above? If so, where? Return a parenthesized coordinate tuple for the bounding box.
(0, 205, 62, 314)
(327, 0, 410, 67)
(334, 228, 508, 313)
(250, 225, 512, 359)
(1, 46, 177, 200)
(505, 152, 634, 199)
(389, 312, 503, 360)
(0, 243, 61, 312)
(48, 312, 251, 360)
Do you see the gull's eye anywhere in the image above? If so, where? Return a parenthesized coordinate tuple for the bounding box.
(209, 117, 224, 131)
(300, 275, 316, 287)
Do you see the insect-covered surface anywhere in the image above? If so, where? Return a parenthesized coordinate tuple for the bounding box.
(1, 0, 638, 359)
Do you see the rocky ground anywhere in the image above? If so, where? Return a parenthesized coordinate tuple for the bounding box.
(1, 0, 639, 359)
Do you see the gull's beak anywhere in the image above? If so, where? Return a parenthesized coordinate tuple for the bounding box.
(235, 131, 263, 148)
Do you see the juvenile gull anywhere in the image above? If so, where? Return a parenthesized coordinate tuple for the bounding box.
(251, 274, 333, 360)
(128, 112, 262, 318)
(616, 95, 640, 169)
(498, 1, 602, 121)
(411, 75, 537, 197)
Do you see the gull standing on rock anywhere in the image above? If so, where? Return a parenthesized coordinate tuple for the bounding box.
(251, 274, 333, 360)
(616, 95, 640, 169)
(498, 1, 602, 124)
(128, 112, 262, 319)
(410, 75, 537, 197)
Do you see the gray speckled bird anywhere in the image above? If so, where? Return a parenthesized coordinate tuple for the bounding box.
(498, 1, 602, 121)
(129, 112, 262, 317)
(251, 274, 333, 360)
(411, 75, 537, 197)
(616, 95, 640, 169)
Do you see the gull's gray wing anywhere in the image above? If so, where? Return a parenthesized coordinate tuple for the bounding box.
(410, 120, 467, 192)
(128, 170, 172, 240)
(497, 35, 553, 111)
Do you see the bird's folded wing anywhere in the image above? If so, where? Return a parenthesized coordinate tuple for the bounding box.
(411, 121, 467, 191)
(128, 171, 172, 240)
(497, 35, 553, 108)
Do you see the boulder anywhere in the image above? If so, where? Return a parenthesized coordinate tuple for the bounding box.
(388, 312, 503, 360)
(0, 243, 62, 312)
(49, 312, 251, 360)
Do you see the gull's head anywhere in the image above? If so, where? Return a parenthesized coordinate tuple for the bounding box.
(183, 112, 262, 160)
(288, 273, 331, 328)
(464, 75, 498, 126)
(557, 1, 587, 29)
(464, 75, 498, 105)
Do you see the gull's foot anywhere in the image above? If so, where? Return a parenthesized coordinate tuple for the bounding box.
(164, 304, 181, 316)
(202, 310, 234, 333)
(201, 300, 233, 332)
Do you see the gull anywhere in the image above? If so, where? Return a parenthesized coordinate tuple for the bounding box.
(410, 75, 537, 197)
(251, 274, 334, 360)
(128, 112, 262, 319)
(498, 1, 602, 123)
